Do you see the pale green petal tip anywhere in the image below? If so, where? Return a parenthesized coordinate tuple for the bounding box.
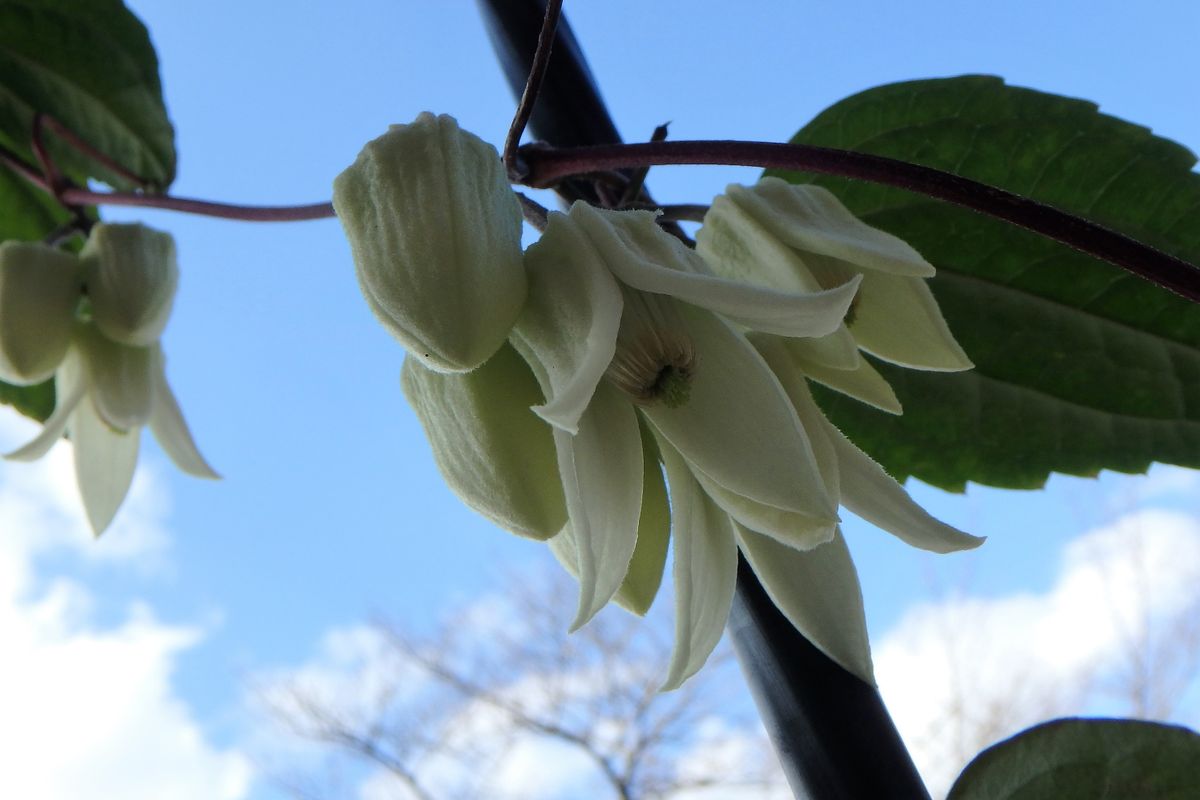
(557, 383, 644, 632)
(4, 383, 85, 463)
(823, 413, 984, 554)
(335, 113, 526, 373)
(150, 350, 219, 480)
(786, 342, 904, 415)
(614, 441, 670, 616)
(658, 442, 739, 691)
(848, 272, 974, 373)
(736, 525, 876, 685)
(72, 401, 141, 536)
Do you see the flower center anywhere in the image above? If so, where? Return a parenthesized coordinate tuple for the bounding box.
(605, 290, 696, 409)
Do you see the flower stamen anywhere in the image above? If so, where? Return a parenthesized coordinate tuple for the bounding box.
(606, 290, 696, 408)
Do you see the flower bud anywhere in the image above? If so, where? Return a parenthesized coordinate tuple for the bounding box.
(82, 223, 179, 346)
(334, 113, 526, 373)
(0, 241, 83, 384)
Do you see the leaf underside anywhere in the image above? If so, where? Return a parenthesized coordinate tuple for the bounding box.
(0, 0, 175, 189)
(771, 75, 1200, 490)
(947, 717, 1200, 800)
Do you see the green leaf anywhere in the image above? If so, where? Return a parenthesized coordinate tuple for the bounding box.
(0, 0, 175, 190)
(771, 76, 1200, 490)
(0, 377, 54, 422)
(948, 718, 1200, 800)
(0, 162, 70, 242)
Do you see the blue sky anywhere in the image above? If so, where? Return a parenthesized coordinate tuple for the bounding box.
(1, 1, 1198, 798)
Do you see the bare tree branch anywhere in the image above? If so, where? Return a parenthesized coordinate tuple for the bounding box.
(255, 564, 786, 799)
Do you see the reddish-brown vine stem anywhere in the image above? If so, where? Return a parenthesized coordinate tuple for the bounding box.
(57, 186, 334, 221)
(0, 139, 333, 222)
(2, 111, 1198, 302)
(518, 139, 1200, 303)
(503, 0, 563, 180)
(35, 113, 158, 190)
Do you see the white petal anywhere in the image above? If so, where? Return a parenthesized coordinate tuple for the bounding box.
(547, 523, 579, 574)
(72, 395, 141, 535)
(822, 415, 985, 553)
(402, 345, 566, 540)
(659, 441, 738, 691)
(551, 426, 671, 618)
(571, 202, 861, 338)
(736, 523, 875, 684)
(642, 306, 836, 519)
(4, 349, 86, 462)
(615, 426, 671, 616)
(81, 223, 179, 347)
(752, 336, 840, 499)
(784, 326, 861, 371)
(690, 467, 835, 551)
(0, 241, 83, 384)
(148, 348, 218, 478)
(850, 271, 973, 371)
(696, 193, 826, 294)
(787, 341, 903, 415)
(554, 380, 644, 631)
(512, 211, 624, 434)
(728, 179, 935, 277)
(76, 327, 155, 430)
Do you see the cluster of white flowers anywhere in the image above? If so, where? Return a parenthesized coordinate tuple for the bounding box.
(0, 224, 216, 534)
(336, 112, 984, 689)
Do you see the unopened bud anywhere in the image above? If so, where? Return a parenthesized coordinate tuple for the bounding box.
(82, 223, 179, 346)
(333, 113, 526, 373)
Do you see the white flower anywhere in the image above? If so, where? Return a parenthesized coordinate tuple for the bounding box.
(697, 177, 972, 413)
(333, 112, 526, 374)
(403, 201, 982, 690)
(3, 224, 216, 535)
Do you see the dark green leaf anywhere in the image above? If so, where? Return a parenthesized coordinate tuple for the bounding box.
(0, 0, 175, 190)
(0, 162, 71, 242)
(948, 718, 1200, 800)
(0, 377, 54, 422)
(772, 76, 1200, 490)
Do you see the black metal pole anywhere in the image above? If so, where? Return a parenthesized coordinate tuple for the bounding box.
(475, 3, 930, 797)
(729, 556, 930, 799)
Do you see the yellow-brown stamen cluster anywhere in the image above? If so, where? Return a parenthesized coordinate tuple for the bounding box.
(605, 290, 696, 408)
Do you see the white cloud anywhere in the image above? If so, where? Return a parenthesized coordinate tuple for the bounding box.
(876, 507, 1200, 798)
(250, 577, 785, 800)
(670, 717, 791, 800)
(0, 412, 251, 800)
